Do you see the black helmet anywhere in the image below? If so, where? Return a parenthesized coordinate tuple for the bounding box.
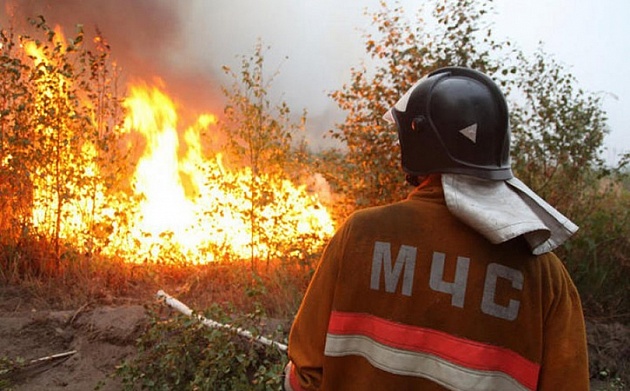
(384, 67, 512, 180)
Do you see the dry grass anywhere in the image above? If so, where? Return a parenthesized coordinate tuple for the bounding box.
(0, 237, 316, 319)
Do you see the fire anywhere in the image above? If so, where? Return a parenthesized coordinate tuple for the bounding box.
(124, 83, 198, 240)
(25, 26, 101, 238)
(119, 81, 335, 262)
(20, 26, 335, 264)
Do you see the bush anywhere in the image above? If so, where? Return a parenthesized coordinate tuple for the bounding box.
(116, 303, 288, 390)
(560, 182, 630, 321)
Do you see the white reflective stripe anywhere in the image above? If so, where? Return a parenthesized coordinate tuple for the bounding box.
(459, 123, 478, 143)
(393, 77, 426, 112)
(325, 334, 531, 391)
(382, 108, 395, 124)
(382, 76, 428, 122)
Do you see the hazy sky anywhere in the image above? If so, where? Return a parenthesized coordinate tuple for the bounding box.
(2, 0, 628, 164)
(492, 0, 629, 165)
(181, 0, 629, 164)
(178, 0, 630, 164)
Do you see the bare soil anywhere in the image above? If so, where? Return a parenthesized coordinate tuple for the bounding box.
(0, 286, 147, 391)
(0, 285, 628, 391)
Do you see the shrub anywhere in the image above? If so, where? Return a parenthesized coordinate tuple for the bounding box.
(116, 303, 288, 390)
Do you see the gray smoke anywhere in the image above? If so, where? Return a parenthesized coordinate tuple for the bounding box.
(1, 0, 224, 118)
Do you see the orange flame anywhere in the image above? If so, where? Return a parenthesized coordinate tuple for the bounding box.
(21, 26, 335, 264)
(120, 81, 335, 262)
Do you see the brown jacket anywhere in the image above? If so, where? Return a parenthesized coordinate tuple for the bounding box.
(285, 176, 589, 391)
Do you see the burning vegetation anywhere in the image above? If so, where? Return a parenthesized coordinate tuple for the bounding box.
(0, 18, 335, 268)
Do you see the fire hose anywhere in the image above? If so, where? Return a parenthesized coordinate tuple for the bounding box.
(156, 290, 288, 353)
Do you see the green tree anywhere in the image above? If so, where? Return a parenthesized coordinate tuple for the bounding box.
(0, 27, 36, 241)
(214, 41, 312, 268)
(330, 0, 612, 216)
(328, 0, 514, 212)
(24, 18, 91, 255)
(220, 41, 303, 179)
(510, 49, 608, 212)
(0, 17, 127, 266)
(506, 46, 627, 321)
(75, 27, 130, 253)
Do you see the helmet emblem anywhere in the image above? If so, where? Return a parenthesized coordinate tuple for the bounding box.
(458, 123, 478, 144)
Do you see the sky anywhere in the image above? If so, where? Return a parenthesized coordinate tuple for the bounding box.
(181, 0, 630, 164)
(2, 0, 629, 165)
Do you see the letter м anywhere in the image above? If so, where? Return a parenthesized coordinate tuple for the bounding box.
(370, 241, 417, 296)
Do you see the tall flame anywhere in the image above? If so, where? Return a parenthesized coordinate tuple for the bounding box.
(20, 26, 335, 264)
(120, 81, 335, 262)
(125, 83, 197, 239)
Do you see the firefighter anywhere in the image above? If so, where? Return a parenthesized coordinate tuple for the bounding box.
(283, 67, 589, 391)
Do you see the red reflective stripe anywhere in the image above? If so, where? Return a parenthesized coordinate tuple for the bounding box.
(327, 311, 539, 391)
(287, 361, 305, 391)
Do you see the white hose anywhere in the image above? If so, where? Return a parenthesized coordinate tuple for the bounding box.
(156, 290, 288, 353)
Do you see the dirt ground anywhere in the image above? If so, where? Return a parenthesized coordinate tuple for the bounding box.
(0, 295, 146, 390)
(0, 286, 628, 391)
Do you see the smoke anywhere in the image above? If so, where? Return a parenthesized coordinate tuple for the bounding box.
(1, 0, 224, 116)
(177, 0, 374, 148)
(0, 0, 379, 149)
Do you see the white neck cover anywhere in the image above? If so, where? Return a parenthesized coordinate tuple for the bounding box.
(441, 174, 578, 255)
